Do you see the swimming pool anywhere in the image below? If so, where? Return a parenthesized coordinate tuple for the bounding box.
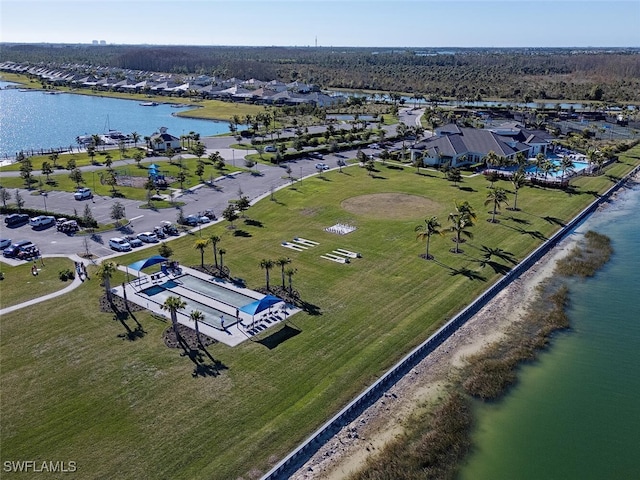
(175, 274, 259, 308)
(140, 280, 232, 328)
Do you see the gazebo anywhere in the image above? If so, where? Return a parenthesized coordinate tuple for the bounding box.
(239, 295, 282, 328)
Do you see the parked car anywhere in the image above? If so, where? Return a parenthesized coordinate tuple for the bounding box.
(109, 237, 132, 252)
(309, 151, 324, 159)
(160, 221, 179, 236)
(197, 216, 211, 224)
(0, 238, 12, 250)
(137, 232, 159, 243)
(74, 187, 93, 200)
(4, 213, 29, 227)
(124, 235, 143, 248)
(183, 215, 200, 227)
(153, 226, 167, 239)
(29, 215, 56, 228)
(3, 239, 34, 258)
(315, 163, 330, 170)
(56, 217, 68, 227)
(203, 209, 217, 220)
(264, 145, 277, 152)
(57, 220, 79, 234)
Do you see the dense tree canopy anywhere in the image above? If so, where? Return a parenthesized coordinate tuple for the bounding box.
(2, 44, 639, 102)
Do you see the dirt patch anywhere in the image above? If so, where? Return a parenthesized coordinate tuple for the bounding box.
(341, 193, 442, 219)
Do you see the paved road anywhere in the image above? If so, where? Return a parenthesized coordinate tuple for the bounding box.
(1, 109, 424, 261)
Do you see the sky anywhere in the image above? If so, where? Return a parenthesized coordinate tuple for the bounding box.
(1, 0, 638, 48)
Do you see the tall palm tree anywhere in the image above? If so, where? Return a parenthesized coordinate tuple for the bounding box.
(260, 259, 275, 291)
(161, 296, 186, 337)
(454, 200, 477, 224)
(415, 216, 442, 260)
(97, 261, 117, 302)
(534, 152, 546, 176)
(131, 131, 141, 148)
(485, 187, 509, 223)
(559, 155, 575, 186)
(209, 235, 221, 268)
(447, 212, 474, 254)
(275, 257, 291, 289)
(194, 239, 209, 268)
(285, 267, 297, 295)
(189, 310, 205, 346)
(510, 169, 526, 210)
(484, 150, 501, 169)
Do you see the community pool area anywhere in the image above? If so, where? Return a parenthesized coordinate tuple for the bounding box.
(492, 153, 591, 180)
(116, 265, 297, 346)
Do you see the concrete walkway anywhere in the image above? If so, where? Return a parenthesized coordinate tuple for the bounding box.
(0, 254, 91, 315)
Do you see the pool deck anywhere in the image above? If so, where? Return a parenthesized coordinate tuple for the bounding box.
(112, 264, 301, 347)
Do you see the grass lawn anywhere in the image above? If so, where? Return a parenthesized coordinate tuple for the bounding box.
(1, 157, 245, 202)
(1, 147, 638, 479)
(0, 257, 75, 308)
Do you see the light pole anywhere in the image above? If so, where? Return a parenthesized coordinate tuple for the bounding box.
(42, 192, 48, 213)
(299, 166, 303, 182)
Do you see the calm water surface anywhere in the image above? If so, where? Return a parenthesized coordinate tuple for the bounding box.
(0, 81, 231, 157)
(460, 182, 640, 479)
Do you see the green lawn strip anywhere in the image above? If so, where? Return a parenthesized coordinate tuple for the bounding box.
(1, 158, 239, 202)
(1, 149, 639, 479)
(0, 257, 75, 308)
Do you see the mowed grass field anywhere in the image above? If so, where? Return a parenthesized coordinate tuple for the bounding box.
(2, 148, 638, 479)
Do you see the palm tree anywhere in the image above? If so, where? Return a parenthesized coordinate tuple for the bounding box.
(131, 131, 141, 148)
(559, 155, 575, 186)
(415, 216, 442, 260)
(510, 169, 526, 210)
(194, 239, 209, 267)
(285, 267, 297, 295)
(260, 259, 275, 291)
(209, 235, 221, 268)
(534, 152, 546, 176)
(485, 187, 509, 223)
(454, 200, 477, 224)
(189, 310, 205, 346)
(275, 257, 291, 289)
(447, 212, 474, 254)
(97, 261, 117, 302)
(161, 296, 186, 337)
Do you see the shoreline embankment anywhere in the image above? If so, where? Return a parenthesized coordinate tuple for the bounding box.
(265, 165, 640, 480)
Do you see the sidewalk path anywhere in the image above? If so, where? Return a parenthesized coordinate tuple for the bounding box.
(0, 254, 90, 315)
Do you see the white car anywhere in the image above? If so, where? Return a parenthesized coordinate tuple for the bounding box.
(315, 163, 330, 170)
(74, 187, 93, 200)
(29, 215, 56, 228)
(137, 232, 159, 243)
(0, 238, 11, 250)
(109, 237, 132, 252)
(264, 145, 277, 152)
(198, 216, 211, 224)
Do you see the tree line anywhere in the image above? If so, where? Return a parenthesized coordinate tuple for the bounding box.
(2, 44, 639, 102)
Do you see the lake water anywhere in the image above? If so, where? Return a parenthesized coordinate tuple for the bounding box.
(0, 81, 232, 158)
(459, 180, 640, 479)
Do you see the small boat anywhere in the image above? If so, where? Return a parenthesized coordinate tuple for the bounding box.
(139, 101, 158, 106)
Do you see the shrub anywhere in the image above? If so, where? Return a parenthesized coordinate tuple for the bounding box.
(58, 268, 75, 281)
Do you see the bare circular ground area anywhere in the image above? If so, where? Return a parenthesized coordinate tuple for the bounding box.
(341, 193, 442, 220)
